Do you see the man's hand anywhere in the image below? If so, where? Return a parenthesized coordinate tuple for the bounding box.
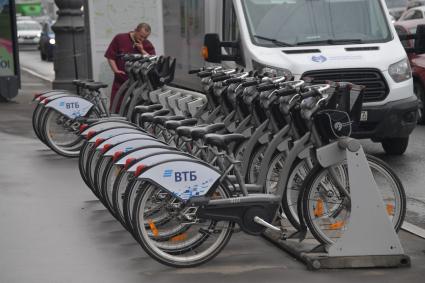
(114, 70, 126, 75)
(135, 43, 149, 55)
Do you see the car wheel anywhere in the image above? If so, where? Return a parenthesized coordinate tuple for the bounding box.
(381, 137, 409, 155)
(413, 81, 425, 124)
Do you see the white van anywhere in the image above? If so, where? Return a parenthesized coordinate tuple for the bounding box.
(163, 0, 420, 155)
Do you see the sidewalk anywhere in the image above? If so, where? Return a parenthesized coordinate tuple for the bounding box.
(19, 50, 55, 83)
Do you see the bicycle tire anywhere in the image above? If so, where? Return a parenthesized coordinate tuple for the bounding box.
(132, 182, 234, 267)
(301, 154, 406, 245)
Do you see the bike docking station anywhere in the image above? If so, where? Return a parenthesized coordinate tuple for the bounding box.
(263, 137, 411, 270)
(149, 86, 207, 117)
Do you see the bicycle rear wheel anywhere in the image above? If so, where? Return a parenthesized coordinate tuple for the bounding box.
(301, 155, 406, 245)
(42, 109, 85, 157)
(132, 182, 234, 267)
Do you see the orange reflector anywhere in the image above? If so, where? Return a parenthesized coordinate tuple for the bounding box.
(148, 220, 159, 237)
(112, 150, 123, 161)
(314, 199, 324, 217)
(202, 46, 209, 60)
(94, 138, 105, 147)
(135, 164, 147, 177)
(87, 131, 96, 139)
(171, 233, 188, 242)
(386, 204, 395, 216)
(329, 220, 345, 230)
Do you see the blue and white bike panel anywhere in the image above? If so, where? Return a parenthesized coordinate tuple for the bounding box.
(138, 160, 221, 201)
(45, 96, 94, 119)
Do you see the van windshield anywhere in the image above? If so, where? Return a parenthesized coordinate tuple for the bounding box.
(242, 0, 392, 46)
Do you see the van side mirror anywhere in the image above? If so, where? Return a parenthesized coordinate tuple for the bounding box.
(203, 34, 222, 63)
(415, 24, 425, 54)
(203, 33, 240, 63)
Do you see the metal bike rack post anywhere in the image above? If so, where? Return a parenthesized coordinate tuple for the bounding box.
(158, 90, 179, 111)
(177, 95, 194, 115)
(187, 98, 206, 117)
(149, 88, 172, 103)
(167, 93, 184, 111)
(264, 138, 410, 270)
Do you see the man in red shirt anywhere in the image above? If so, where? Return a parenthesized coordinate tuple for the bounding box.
(104, 23, 156, 112)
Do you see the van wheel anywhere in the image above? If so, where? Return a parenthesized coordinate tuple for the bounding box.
(381, 137, 409, 155)
(414, 81, 425, 124)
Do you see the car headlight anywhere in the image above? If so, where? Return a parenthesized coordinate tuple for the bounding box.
(252, 60, 293, 79)
(49, 38, 56, 45)
(388, 58, 412, 83)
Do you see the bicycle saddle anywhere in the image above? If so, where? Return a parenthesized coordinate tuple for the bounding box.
(85, 82, 108, 91)
(190, 123, 226, 140)
(140, 109, 170, 123)
(134, 104, 163, 114)
(153, 115, 185, 125)
(175, 126, 191, 137)
(204, 133, 247, 150)
(164, 118, 198, 130)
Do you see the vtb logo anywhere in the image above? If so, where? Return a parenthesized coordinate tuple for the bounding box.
(163, 170, 197, 182)
(60, 101, 80, 109)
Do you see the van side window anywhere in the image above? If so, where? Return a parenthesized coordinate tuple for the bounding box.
(395, 26, 411, 48)
(223, 0, 240, 42)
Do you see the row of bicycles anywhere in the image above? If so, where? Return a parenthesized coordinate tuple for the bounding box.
(32, 54, 176, 157)
(32, 55, 406, 268)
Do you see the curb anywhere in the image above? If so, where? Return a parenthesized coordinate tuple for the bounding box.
(20, 67, 54, 83)
(402, 222, 425, 239)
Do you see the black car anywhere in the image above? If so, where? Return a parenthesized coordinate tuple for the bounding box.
(39, 21, 55, 61)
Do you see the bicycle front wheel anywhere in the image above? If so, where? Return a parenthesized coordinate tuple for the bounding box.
(301, 155, 406, 245)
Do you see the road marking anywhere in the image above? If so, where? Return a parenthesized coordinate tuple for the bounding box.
(402, 222, 425, 239)
(20, 67, 53, 83)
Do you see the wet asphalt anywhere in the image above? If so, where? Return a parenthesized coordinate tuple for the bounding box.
(0, 71, 424, 283)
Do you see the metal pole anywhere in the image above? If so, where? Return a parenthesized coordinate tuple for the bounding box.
(52, 0, 88, 91)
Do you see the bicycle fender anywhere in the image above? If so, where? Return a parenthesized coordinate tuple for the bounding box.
(81, 121, 138, 137)
(128, 154, 192, 172)
(316, 141, 346, 168)
(102, 139, 165, 156)
(115, 147, 175, 166)
(45, 96, 94, 119)
(39, 93, 77, 104)
(138, 160, 221, 201)
(277, 138, 290, 152)
(87, 128, 143, 142)
(34, 91, 70, 102)
(97, 133, 155, 148)
(297, 145, 313, 160)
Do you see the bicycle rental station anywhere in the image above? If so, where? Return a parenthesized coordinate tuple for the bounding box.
(11, 0, 425, 279)
(33, 40, 424, 270)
